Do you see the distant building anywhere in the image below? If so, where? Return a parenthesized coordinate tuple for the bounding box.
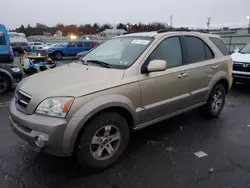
(55, 30, 63, 37)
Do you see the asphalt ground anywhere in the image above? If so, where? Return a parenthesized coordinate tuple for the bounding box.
(1, 59, 250, 188)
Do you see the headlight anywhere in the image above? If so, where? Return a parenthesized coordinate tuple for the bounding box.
(35, 97, 74, 118)
(11, 67, 20, 72)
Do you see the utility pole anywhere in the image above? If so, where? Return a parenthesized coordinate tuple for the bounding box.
(206, 17, 211, 30)
(170, 15, 173, 27)
(247, 16, 250, 34)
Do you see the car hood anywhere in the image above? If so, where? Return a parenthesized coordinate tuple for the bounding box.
(19, 63, 124, 99)
(231, 52, 250, 63)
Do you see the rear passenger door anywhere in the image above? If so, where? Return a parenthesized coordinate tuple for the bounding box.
(181, 35, 215, 104)
(76, 41, 84, 54)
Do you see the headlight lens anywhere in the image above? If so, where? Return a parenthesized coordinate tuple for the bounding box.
(35, 97, 74, 118)
(11, 67, 20, 72)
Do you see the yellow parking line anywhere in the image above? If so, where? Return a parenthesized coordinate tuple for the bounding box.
(0, 102, 9, 108)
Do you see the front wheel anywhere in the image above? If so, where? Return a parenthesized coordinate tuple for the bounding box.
(76, 112, 130, 170)
(0, 74, 10, 94)
(200, 84, 226, 119)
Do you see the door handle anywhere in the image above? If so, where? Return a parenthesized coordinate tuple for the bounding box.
(212, 65, 219, 69)
(178, 72, 188, 78)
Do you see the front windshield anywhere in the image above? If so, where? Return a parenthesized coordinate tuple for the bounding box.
(240, 43, 250, 54)
(81, 37, 153, 69)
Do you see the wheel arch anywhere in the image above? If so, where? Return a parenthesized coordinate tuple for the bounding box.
(63, 94, 138, 155)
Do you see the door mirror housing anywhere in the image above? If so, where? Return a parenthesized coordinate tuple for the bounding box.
(146, 60, 167, 73)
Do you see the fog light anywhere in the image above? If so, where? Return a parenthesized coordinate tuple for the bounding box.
(35, 136, 45, 148)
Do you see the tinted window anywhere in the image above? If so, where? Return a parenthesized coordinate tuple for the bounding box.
(204, 43, 214, 60)
(34, 42, 42, 45)
(84, 41, 91, 47)
(68, 41, 75, 47)
(0, 33, 6, 45)
(183, 36, 208, 64)
(150, 37, 182, 68)
(209, 37, 229, 56)
(77, 41, 83, 47)
(11, 43, 17, 47)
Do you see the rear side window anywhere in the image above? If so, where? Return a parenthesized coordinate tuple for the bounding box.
(182, 36, 214, 64)
(77, 41, 83, 47)
(84, 41, 91, 47)
(209, 37, 229, 56)
(0, 33, 6, 45)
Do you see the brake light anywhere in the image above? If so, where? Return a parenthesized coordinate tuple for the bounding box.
(92, 42, 96, 47)
(8, 44, 13, 55)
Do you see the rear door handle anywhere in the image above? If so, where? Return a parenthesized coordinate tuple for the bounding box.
(178, 72, 188, 78)
(212, 65, 219, 69)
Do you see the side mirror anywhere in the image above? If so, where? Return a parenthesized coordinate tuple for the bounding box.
(147, 60, 167, 73)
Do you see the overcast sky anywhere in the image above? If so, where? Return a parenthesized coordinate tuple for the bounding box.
(1, 0, 250, 29)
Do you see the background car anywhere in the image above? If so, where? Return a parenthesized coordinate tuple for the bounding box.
(29, 42, 45, 51)
(47, 40, 97, 60)
(231, 42, 250, 84)
(11, 43, 24, 56)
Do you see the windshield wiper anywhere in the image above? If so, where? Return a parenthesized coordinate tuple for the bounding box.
(78, 59, 87, 64)
(86, 60, 110, 68)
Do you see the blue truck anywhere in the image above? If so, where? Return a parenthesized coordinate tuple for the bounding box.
(0, 24, 14, 63)
(47, 40, 97, 60)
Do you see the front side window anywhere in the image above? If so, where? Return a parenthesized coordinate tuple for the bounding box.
(149, 37, 183, 68)
(239, 42, 250, 54)
(68, 41, 75, 47)
(81, 37, 153, 69)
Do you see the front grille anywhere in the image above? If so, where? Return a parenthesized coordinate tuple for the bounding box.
(233, 62, 250, 72)
(15, 90, 31, 112)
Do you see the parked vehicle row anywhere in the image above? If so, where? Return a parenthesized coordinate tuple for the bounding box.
(9, 29, 233, 170)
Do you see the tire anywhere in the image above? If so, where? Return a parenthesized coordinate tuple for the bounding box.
(14, 50, 20, 57)
(54, 51, 63, 60)
(200, 84, 226, 119)
(76, 112, 130, 170)
(0, 74, 10, 94)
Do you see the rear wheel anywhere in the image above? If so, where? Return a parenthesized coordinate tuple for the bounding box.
(54, 51, 63, 60)
(76, 112, 130, 170)
(200, 84, 226, 119)
(0, 74, 10, 94)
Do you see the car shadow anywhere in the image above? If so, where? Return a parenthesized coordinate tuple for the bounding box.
(3, 108, 223, 188)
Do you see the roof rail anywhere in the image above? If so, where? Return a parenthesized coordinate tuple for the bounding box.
(157, 28, 190, 33)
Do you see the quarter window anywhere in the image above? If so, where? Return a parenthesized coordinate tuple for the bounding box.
(84, 41, 91, 47)
(209, 37, 229, 56)
(150, 37, 183, 68)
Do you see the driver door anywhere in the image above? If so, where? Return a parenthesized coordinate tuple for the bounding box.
(139, 36, 193, 124)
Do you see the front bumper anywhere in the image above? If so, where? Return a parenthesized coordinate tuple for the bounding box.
(232, 70, 250, 82)
(9, 99, 72, 156)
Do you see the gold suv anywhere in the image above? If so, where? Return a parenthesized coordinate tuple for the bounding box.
(9, 29, 233, 170)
